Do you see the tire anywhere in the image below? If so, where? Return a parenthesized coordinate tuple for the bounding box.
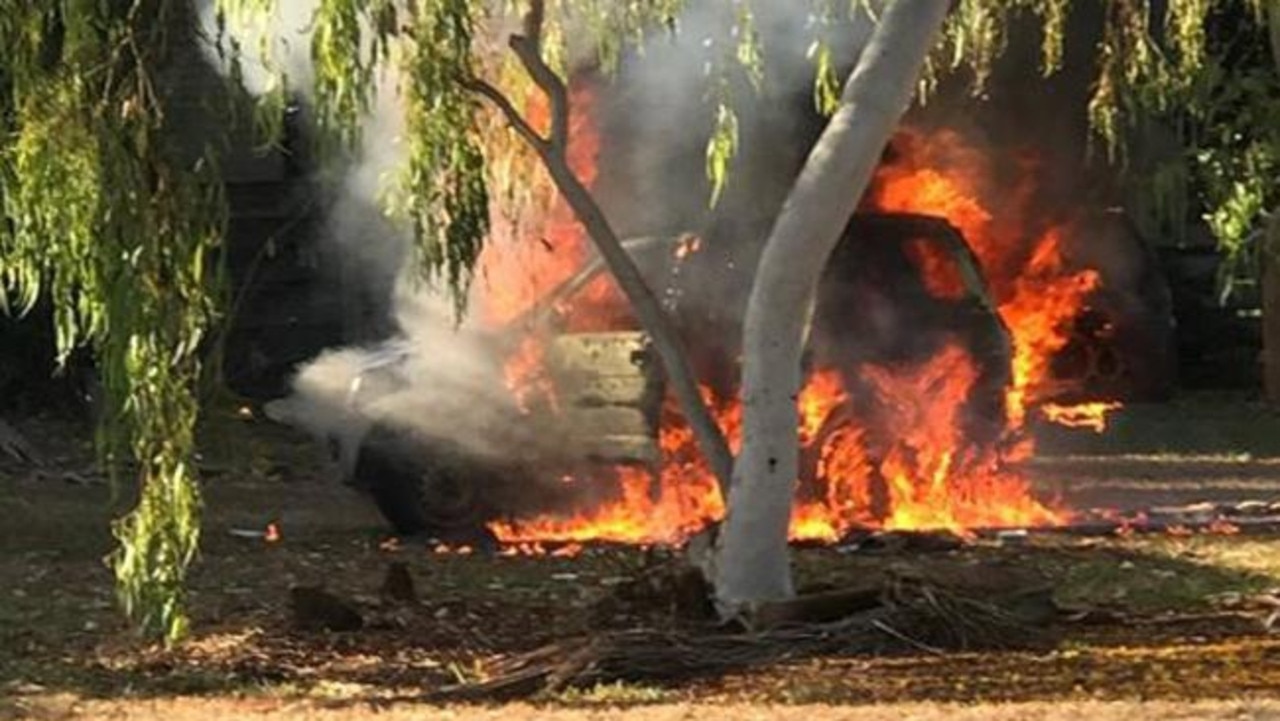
(354, 424, 494, 538)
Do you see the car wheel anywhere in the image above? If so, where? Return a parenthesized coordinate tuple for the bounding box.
(354, 424, 492, 538)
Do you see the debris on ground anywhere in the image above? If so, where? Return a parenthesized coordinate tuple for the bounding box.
(381, 562, 418, 604)
(0, 418, 40, 465)
(433, 572, 1059, 702)
(289, 586, 365, 632)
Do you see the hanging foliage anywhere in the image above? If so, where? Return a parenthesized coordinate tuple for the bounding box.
(933, 0, 1278, 297)
(395, 0, 489, 311)
(0, 2, 224, 643)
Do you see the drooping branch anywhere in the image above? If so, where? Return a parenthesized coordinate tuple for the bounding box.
(467, 2, 735, 498)
(2, 1, 221, 644)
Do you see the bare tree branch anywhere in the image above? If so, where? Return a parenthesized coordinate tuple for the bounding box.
(509, 36, 567, 153)
(534, 141, 735, 500)
(511, 0, 566, 154)
(462, 77, 548, 153)
(522, 0, 545, 49)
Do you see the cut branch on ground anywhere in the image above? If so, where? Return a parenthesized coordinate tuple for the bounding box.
(429, 573, 1058, 703)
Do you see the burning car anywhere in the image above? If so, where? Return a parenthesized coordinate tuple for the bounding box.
(268, 210, 1016, 543)
(265, 113, 1183, 546)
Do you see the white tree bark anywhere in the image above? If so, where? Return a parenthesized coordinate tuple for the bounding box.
(713, 0, 951, 613)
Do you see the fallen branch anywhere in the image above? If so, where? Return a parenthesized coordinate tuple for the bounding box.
(428, 575, 1056, 701)
(0, 419, 40, 465)
(751, 583, 884, 628)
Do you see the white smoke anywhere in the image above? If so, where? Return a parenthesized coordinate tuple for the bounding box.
(198, 1, 318, 97)
(199, 1, 410, 285)
(596, 3, 876, 325)
(198, 0, 513, 461)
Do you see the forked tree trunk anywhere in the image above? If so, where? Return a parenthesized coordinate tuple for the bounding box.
(713, 0, 951, 613)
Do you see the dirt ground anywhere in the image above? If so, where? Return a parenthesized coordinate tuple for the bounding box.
(12, 698, 1280, 720)
(6, 404, 1280, 719)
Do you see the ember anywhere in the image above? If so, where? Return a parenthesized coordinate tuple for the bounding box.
(1040, 401, 1122, 433)
(471, 100, 1120, 546)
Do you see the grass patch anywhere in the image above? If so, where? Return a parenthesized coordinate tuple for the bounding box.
(1041, 538, 1279, 613)
(547, 681, 678, 706)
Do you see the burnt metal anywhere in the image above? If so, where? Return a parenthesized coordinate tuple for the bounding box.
(352, 330, 666, 539)
(356, 424, 504, 543)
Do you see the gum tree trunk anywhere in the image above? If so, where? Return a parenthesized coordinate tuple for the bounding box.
(713, 0, 951, 613)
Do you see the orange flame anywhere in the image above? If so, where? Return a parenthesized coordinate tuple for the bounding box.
(862, 343, 1064, 533)
(475, 83, 627, 332)
(1040, 401, 1121, 433)
(868, 129, 1116, 433)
